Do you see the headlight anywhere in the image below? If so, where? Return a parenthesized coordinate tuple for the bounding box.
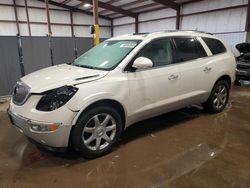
(29, 122, 60, 132)
(36, 86, 78, 111)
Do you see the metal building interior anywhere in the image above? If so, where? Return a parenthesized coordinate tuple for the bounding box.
(0, 0, 250, 187)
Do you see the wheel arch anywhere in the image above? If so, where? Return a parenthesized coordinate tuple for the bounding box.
(214, 75, 232, 89)
(72, 99, 127, 129)
(203, 74, 231, 113)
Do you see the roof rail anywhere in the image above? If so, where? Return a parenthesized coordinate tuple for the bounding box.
(133, 33, 149, 35)
(182, 30, 213, 35)
(164, 30, 213, 35)
(124, 30, 213, 37)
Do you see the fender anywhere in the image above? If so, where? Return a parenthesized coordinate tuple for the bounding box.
(68, 94, 128, 126)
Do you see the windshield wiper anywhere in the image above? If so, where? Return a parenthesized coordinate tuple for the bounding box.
(66, 61, 73, 65)
(73, 64, 96, 69)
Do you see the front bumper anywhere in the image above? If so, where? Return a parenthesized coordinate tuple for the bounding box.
(236, 69, 250, 81)
(8, 109, 73, 148)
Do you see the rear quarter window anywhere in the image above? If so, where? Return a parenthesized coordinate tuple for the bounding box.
(202, 37, 227, 55)
(173, 37, 207, 63)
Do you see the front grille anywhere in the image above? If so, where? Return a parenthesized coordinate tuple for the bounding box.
(237, 64, 250, 70)
(12, 81, 30, 105)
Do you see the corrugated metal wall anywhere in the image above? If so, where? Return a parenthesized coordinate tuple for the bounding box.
(216, 32, 247, 48)
(113, 0, 248, 48)
(0, 37, 22, 96)
(51, 37, 76, 65)
(21, 37, 52, 74)
(0, 36, 102, 96)
(0, 0, 111, 38)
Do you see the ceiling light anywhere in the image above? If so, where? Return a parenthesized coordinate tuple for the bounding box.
(84, 3, 91, 8)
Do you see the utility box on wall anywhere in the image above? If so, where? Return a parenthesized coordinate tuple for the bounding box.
(247, 32, 250, 42)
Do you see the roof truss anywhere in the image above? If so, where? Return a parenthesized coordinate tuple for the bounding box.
(152, 0, 180, 10)
(38, 0, 111, 20)
(78, 0, 138, 18)
(35, 0, 204, 20)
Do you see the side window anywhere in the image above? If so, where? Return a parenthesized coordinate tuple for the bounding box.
(136, 38, 174, 67)
(173, 37, 207, 63)
(202, 37, 227, 55)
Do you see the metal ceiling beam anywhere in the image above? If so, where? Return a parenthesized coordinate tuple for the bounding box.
(113, 5, 167, 18)
(182, 0, 204, 5)
(74, 2, 85, 8)
(79, 0, 137, 18)
(152, 0, 181, 32)
(36, 0, 111, 20)
(105, 2, 160, 17)
(114, 0, 205, 17)
(152, 0, 180, 10)
(61, 0, 72, 5)
(137, 6, 166, 14)
(99, 0, 149, 15)
(85, 0, 121, 11)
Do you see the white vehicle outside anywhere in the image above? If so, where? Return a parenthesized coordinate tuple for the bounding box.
(8, 31, 236, 158)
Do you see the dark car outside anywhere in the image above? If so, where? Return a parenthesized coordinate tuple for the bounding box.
(235, 43, 250, 84)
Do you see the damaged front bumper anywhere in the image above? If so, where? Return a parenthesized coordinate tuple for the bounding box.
(236, 62, 250, 81)
(7, 108, 74, 149)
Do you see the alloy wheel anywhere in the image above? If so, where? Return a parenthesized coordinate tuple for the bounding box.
(213, 85, 228, 110)
(82, 113, 117, 151)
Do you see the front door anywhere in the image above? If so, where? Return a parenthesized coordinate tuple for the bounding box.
(126, 38, 181, 124)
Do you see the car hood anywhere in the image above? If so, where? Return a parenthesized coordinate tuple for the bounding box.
(21, 64, 109, 93)
(235, 43, 250, 54)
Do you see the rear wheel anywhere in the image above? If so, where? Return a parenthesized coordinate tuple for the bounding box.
(71, 106, 123, 158)
(234, 79, 241, 86)
(203, 80, 229, 113)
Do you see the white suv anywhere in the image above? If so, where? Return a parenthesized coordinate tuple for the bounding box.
(8, 31, 236, 158)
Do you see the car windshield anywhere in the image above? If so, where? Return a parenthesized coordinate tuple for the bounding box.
(73, 40, 141, 70)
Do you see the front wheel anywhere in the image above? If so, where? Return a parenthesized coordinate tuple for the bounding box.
(203, 80, 229, 113)
(71, 106, 123, 158)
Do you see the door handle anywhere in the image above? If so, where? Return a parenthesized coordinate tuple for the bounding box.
(204, 67, 212, 72)
(168, 74, 179, 80)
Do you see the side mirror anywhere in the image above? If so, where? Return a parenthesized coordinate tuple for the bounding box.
(132, 57, 153, 70)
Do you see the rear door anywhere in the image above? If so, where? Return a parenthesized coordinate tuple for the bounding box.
(172, 36, 211, 105)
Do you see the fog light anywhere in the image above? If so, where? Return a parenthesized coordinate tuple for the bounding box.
(29, 123, 60, 132)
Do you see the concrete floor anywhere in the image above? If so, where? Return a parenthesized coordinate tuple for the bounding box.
(0, 86, 250, 188)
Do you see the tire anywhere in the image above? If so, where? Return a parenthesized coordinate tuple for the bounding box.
(234, 79, 241, 86)
(71, 106, 123, 158)
(203, 80, 229, 114)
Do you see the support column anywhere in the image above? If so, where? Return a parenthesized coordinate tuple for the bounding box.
(17, 35, 25, 76)
(176, 7, 180, 30)
(245, 0, 250, 42)
(45, 0, 52, 36)
(70, 10, 78, 58)
(111, 19, 114, 37)
(13, 0, 20, 35)
(135, 16, 139, 33)
(245, 0, 250, 32)
(24, 0, 31, 36)
(70, 11, 74, 37)
(93, 0, 100, 45)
